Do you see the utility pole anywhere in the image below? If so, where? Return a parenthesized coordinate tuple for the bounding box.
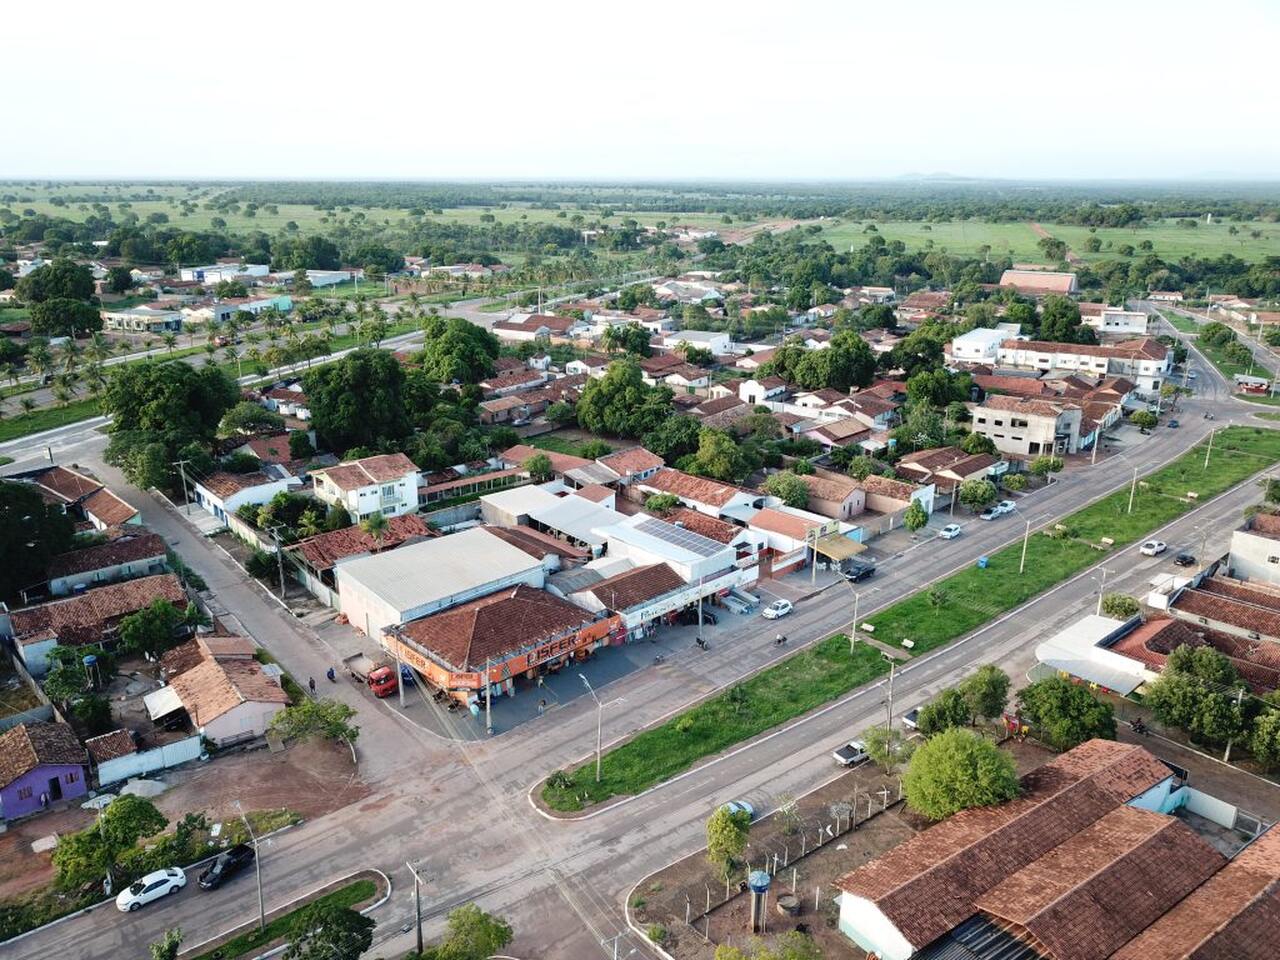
(485, 656, 493, 736)
(267, 524, 288, 599)
(849, 589, 861, 653)
(1019, 517, 1032, 574)
(1127, 466, 1139, 514)
(1096, 567, 1109, 615)
(171, 459, 192, 515)
(406, 862, 430, 956)
(581, 673, 603, 783)
(1204, 427, 1216, 469)
(883, 656, 896, 729)
(1224, 686, 1246, 762)
(696, 575, 704, 648)
(234, 800, 265, 932)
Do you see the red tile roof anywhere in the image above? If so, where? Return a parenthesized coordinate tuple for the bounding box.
(663, 508, 742, 544)
(1109, 617, 1280, 693)
(397, 584, 600, 671)
(170, 652, 289, 723)
(0, 722, 87, 788)
(974, 373, 1056, 397)
(313, 453, 418, 492)
(294, 514, 434, 571)
(9, 573, 187, 647)
(800, 472, 860, 504)
(82, 488, 139, 527)
(501, 444, 592, 475)
(749, 507, 821, 541)
(978, 393, 1073, 419)
(1173, 578, 1280, 639)
(1002, 337, 1169, 362)
(597, 446, 663, 478)
(483, 524, 590, 561)
(640, 468, 745, 509)
(47, 532, 166, 580)
(198, 470, 277, 499)
(1249, 511, 1280, 540)
(999, 270, 1077, 294)
(84, 729, 136, 763)
(240, 434, 293, 464)
(860, 474, 919, 502)
(27, 465, 102, 503)
(578, 563, 686, 610)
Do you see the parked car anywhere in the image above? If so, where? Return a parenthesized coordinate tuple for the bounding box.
(1174, 553, 1196, 567)
(1168, 419, 1179, 428)
(833, 739, 870, 767)
(843, 560, 877, 583)
(902, 707, 921, 731)
(996, 500, 1016, 515)
(979, 505, 1000, 521)
(1140, 539, 1168, 557)
(939, 524, 963, 540)
(720, 800, 755, 821)
(117, 868, 185, 912)
(677, 606, 718, 626)
(198, 844, 255, 891)
(762, 599, 793, 620)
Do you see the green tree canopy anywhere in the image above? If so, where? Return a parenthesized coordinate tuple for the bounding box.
(903, 728, 1020, 821)
(52, 795, 168, 890)
(1145, 646, 1245, 748)
(1016, 676, 1116, 750)
(523, 453, 553, 480)
(420, 904, 514, 960)
(902, 499, 929, 532)
(418, 317, 499, 384)
(705, 806, 750, 879)
(30, 298, 102, 337)
(958, 478, 997, 511)
(284, 903, 374, 960)
(960, 431, 996, 455)
(118, 599, 190, 659)
(149, 928, 183, 960)
(0, 480, 75, 604)
(863, 724, 915, 774)
(576, 361, 674, 438)
(219, 401, 286, 437)
(15, 257, 95, 303)
(601, 322, 652, 356)
(269, 698, 360, 742)
(1100, 593, 1141, 619)
(303, 348, 410, 452)
(959, 665, 1011, 722)
(763, 470, 810, 508)
(916, 688, 971, 736)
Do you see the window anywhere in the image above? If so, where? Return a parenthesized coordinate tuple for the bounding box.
(17, 786, 32, 801)
(976, 416, 987, 425)
(1011, 418, 1028, 429)
(382, 485, 395, 498)
(65, 771, 78, 784)
(1269, 556, 1280, 565)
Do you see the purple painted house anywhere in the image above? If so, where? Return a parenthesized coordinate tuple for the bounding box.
(0, 722, 89, 820)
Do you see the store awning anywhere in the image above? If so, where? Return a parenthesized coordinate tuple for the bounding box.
(815, 534, 866, 561)
(1035, 653, 1143, 696)
(143, 685, 183, 720)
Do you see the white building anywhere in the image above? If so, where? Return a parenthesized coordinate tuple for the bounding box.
(970, 394, 1083, 457)
(1228, 512, 1280, 585)
(479, 485, 617, 551)
(1081, 306, 1150, 336)
(334, 527, 545, 638)
(47, 532, 167, 597)
(661, 330, 731, 355)
(179, 263, 270, 283)
(101, 304, 183, 334)
(634, 469, 772, 522)
(192, 471, 300, 526)
(311, 453, 420, 521)
(996, 338, 1172, 398)
(947, 324, 1024, 364)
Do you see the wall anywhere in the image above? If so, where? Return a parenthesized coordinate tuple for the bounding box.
(50, 554, 168, 596)
(1, 762, 88, 820)
(96, 734, 202, 786)
(1228, 529, 1280, 586)
(202, 700, 286, 747)
(1184, 787, 1240, 829)
(419, 501, 483, 530)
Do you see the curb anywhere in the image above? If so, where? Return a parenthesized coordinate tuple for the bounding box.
(527, 428, 1265, 823)
(180, 867, 391, 960)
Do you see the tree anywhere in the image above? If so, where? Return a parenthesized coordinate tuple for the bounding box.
(690, 427, 755, 483)
(523, 453, 554, 480)
(1145, 646, 1245, 749)
(960, 431, 996, 455)
(107, 266, 134, 295)
(576, 361, 673, 438)
(52, 794, 167, 890)
(269, 698, 360, 742)
(292, 269, 313, 296)
(149, 928, 183, 960)
(424, 903, 514, 960)
(1029, 455, 1064, 477)
(0, 480, 75, 604)
(863, 724, 915, 773)
(579, 439, 612, 460)
(545, 401, 576, 426)
(30, 298, 102, 337)
(284, 903, 374, 960)
(118, 599, 188, 659)
(713, 932, 823, 960)
(902, 499, 928, 533)
(1250, 710, 1280, 771)
(1101, 593, 1141, 619)
(289, 431, 315, 459)
(1017, 677, 1117, 751)
(360, 511, 389, 546)
(72, 694, 114, 735)
(418, 316, 499, 385)
(1002, 474, 1027, 492)
(303, 349, 409, 452)
(600, 323, 652, 356)
(958, 478, 997, 512)
(219, 401, 285, 437)
(706, 806, 750, 879)
(916, 689, 971, 736)
(903, 728, 1020, 821)
(1131, 410, 1157, 430)
(645, 493, 679, 515)
(959, 665, 1011, 723)
(845, 455, 877, 481)
(15, 258, 95, 303)
(642, 414, 702, 461)
(1039, 296, 1095, 344)
(763, 470, 809, 508)
(762, 330, 875, 391)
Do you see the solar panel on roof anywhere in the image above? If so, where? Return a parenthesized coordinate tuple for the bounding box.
(634, 517, 722, 558)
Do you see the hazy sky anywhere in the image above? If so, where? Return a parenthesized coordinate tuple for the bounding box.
(6, 0, 1277, 181)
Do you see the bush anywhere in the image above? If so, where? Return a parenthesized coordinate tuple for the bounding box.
(1131, 411, 1157, 430)
(246, 549, 276, 581)
(903, 728, 1020, 820)
(1100, 593, 1141, 619)
(1002, 474, 1027, 492)
(647, 924, 668, 945)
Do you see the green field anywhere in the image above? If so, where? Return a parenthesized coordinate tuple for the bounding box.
(1161, 311, 1200, 333)
(0, 397, 101, 442)
(819, 219, 1047, 261)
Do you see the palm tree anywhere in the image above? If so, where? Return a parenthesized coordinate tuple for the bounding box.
(361, 512, 389, 547)
(20, 397, 36, 415)
(162, 333, 177, 354)
(224, 346, 242, 378)
(27, 343, 52, 381)
(87, 331, 109, 365)
(52, 384, 72, 407)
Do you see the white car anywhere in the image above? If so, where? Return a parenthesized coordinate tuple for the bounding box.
(762, 599, 793, 620)
(721, 800, 755, 820)
(939, 524, 962, 540)
(996, 500, 1016, 515)
(116, 867, 185, 912)
(1140, 540, 1167, 557)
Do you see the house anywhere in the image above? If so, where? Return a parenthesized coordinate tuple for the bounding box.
(998, 269, 1079, 296)
(899, 290, 950, 314)
(291, 514, 435, 607)
(478, 394, 544, 425)
(799, 472, 865, 521)
(0, 573, 188, 675)
(0, 722, 88, 819)
(179, 262, 270, 283)
(1166, 575, 1280, 647)
(499, 444, 593, 481)
(47, 531, 168, 597)
(800, 417, 871, 452)
(739, 377, 787, 404)
(690, 396, 747, 423)
(1147, 290, 1184, 303)
(383, 585, 621, 706)
(596, 447, 664, 485)
(311, 453, 420, 520)
(970, 394, 1083, 457)
(735, 348, 776, 372)
(565, 355, 610, 377)
(334, 527, 546, 639)
(1079, 303, 1150, 335)
(192, 470, 299, 526)
(662, 508, 755, 552)
(634, 468, 769, 521)
(996, 338, 1172, 398)
(947, 324, 1025, 364)
(860, 473, 934, 518)
(162, 637, 288, 746)
(16, 465, 139, 531)
(836, 739, 1261, 960)
(100, 303, 184, 334)
(658, 363, 711, 390)
(1228, 512, 1280, 585)
(792, 387, 849, 410)
(836, 393, 900, 430)
(661, 330, 731, 355)
(479, 485, 617, 551)
(747, 507, 838, 576)
(233, 433, 298, 468)
(477, 368, 550, 398)
(896, 447, 1000, 494)
(596, 512, 755, 584)
(261, 385, 311, 420)
(491, 314, 578, 342)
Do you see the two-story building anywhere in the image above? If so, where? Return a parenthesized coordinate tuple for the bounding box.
(970, 394, 1083, 457)
(311, 453, 420, 521)
(996, 338, 1172, 398)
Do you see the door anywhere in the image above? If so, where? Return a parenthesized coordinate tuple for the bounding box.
(47, 776, 62, 801)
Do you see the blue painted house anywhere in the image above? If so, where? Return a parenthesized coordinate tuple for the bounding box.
(0, 722, 89, 820)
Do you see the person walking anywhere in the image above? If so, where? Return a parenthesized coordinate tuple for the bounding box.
(308, 676, 316, 695)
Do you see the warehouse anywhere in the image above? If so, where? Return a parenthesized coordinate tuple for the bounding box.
(334, 527, 545, 639)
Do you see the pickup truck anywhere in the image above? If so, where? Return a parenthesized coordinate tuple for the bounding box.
(832, 739, 870, 767)
(343, 654, 399, 698)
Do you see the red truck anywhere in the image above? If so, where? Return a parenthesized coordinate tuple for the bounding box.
(343, 654, 399, 698)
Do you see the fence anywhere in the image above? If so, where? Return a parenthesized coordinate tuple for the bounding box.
(96, 734, 203, 786)
(420, 501, 483, 530)
(0, 652, 56, 733)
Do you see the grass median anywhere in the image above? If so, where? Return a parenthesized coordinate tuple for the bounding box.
(541, 426, 1280, 813)
(0, 398, 101, 443)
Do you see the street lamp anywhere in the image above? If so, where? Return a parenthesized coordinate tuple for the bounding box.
(1091, 567, 1111, 616)
(406, 861, 431, 956)
(233, 800, 266, 933)
(579, 676, 623, 784)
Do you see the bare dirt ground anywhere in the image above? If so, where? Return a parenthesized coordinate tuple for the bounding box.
(720, 220, 806, 245)
(0, 738, 366, 901)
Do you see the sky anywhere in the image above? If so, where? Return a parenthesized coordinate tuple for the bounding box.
(6, 0, 1278, 182)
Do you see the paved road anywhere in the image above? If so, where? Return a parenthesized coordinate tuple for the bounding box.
(2, 316, 1271, 958)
